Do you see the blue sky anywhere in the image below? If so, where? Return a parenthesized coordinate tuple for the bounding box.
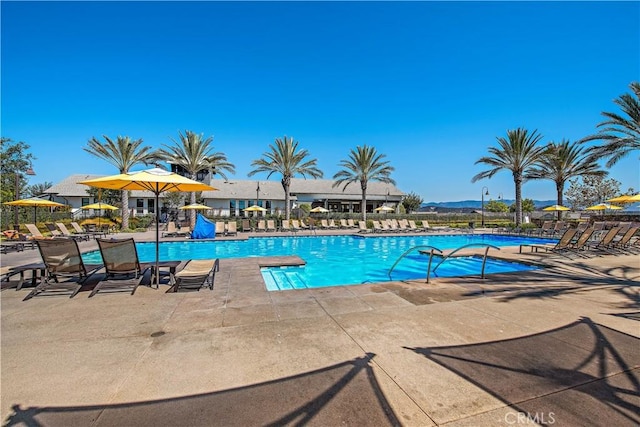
(2, 1, 638, 202)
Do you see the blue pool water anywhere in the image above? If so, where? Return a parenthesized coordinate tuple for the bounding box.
(83, 234, 549, 289)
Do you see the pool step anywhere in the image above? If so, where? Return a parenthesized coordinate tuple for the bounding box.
(262, 268, 309, 291)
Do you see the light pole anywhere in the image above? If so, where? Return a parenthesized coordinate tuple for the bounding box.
(13, 164, 36, 230)
(481, 186, 489, 227)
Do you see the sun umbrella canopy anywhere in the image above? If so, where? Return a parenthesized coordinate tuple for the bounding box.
(309, 206, 329, 213)
(542, 205, 570, 211)
(79, 168, 217, 286)
(4, 197, 66, 208)
(179, 203, 212, 210)
(81, 202, 119, 210)
(374, 206, 395, 212)
(607, 194, 640, 203)
(243, 205, 267, 212)
(585, 203, 623, 210)
(4, 197, 67, 224)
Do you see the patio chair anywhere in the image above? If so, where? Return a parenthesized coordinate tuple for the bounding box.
(226, 221, 238, 236)
(519, 228, 578, 254)
(56, 222, 90, 241)
(611, 226, 639, 252)
(162, 221, 178, 237)
(291, 220, 301, 232)
(266, 220, 276, 232)
(24, 223, 50, 239)
(586, 227, 622, 254)
(215, 221, 225, 236)
(328, 219, 339, 229)
(89, 238, 149, 297)
(45, 223, 63, 237)
(358, 220, 371, 233)
(532, 220, 553, 236)
(71, 221, 107, 238)
(242, 219, 252, 232)
(299, 219, 310, 229)
(339, 219, 349, 229)
(24, 238, 102, 300)
(256, 220, 266, 232)
(347, 219, 357, 229)
(281, 220, 292, 232)
(173, 259, 219, 292)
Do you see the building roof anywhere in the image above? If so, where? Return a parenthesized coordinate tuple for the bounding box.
(45, 174, 405, 202)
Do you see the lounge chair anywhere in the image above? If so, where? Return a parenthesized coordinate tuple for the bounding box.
(266, 220, 276, 232)
(291, 220, 301, 232)
(44, 223, 64, 237)
(564, 227, 597, 257)
(358, 220, 371, 233)
(24, 238, 102, 300)
(299, 219, 310, 229)
(162, 221, 179, 237)
(173, 259, 219, 292)
(339, 219, 349, 229)
(24, 223, 50, 239)
(226, 221, 237, 236)
(56, 222, 91, 241)
(586, 227, 622, 253)
(90, 238, 149, 297)
(328, 219, 339, 229)
(281, 220, 292, 232)
(242, 219, 252, 232)
(347, 219, 357, 229)
(71, 221, 107, 238)
(519, 228, 578, 254)
(256, 220, 266, 232)
(611, 226, 639, 252)
(215, 221, 225, 236)
(532, 220, 553, 236)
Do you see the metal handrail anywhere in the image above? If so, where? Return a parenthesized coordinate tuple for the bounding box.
(387, 245, 443, 283)
(432, 243, 500, 279)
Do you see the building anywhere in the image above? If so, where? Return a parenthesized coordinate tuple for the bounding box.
(44, 174, 406, 218)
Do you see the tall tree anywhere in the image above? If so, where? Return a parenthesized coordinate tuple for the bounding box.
(156, 130, 235, 226)
(332, 145, 395, 221)
(84, 135, 156, 230)
(527, 140, 606, 219)
(565, 176, 621, 210)
(579, 81, 640, 167)
(249, 136, 323, 221)
(27, 182, 53, 198)
(472, 128, 546, 225)
(401, 191, 423, 214)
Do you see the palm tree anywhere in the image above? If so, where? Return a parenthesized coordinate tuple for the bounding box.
(579, 81, 640, 167)
(248, 136, 323, 221)
(84, 135, 156, 230)
(472, 128, 546, 226)
(527, 140, 607, 219)
(156, 130, 235, 226)
(332, 145, 395, 221)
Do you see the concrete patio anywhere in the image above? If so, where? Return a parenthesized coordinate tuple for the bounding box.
(1, 229, 638, 426)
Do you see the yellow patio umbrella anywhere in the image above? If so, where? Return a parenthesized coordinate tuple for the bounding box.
(309, 206, 329, 213)
(374, 205, 395, 212)
(542, 204, 570, 211)
(79, 168, 216, 285)
(585, 203, 623, 211)
(607, 194, 640, 203)
(3, 197, 66, 224)
(81, 202, 119, 229)
(243, 204, 267, 217)
(179, 203, 212, 211)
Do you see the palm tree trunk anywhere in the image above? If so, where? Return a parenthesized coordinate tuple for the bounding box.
(121, 190, 129, 230)
(190, 191, 196, 227)
(282, 176, 291, 221)
(361, 185, 367, 222)
(514, 177, 523, 226)
(556, 181, 564, 221)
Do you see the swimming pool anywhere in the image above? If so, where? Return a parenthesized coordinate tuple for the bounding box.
(83, 234, 550, 288)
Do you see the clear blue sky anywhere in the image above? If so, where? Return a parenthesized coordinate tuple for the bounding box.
(2, 1, 638, 202)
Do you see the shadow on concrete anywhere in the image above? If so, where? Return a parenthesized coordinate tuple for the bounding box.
(405, 317, 639, 426)
(3, 353, 401, 427)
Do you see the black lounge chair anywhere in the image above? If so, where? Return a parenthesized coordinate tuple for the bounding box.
(24, 238, 102, 300)
(173, 259, 219, 292)
(90, 238, 149, 297)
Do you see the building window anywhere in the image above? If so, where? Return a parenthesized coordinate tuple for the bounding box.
(81, 198, 90, 206)
(136, 199, 144, 214)
(148, 198, 155, 214)
(229, 200, 236, 217)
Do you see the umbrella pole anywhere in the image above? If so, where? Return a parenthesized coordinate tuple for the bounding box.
(155, 191, 160, 286)
(33, 206, 37, 225)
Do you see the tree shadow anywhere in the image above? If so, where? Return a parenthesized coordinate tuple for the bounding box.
(405, 317, 639, 426)
(3, 353, 400, 427)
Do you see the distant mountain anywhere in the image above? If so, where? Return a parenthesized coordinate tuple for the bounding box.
(422, 200, 556, 209)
